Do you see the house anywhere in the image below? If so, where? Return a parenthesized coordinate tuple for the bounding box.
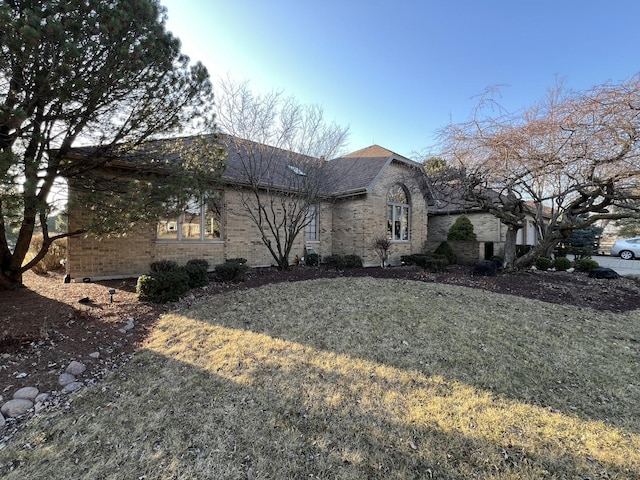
(426, 180, 541, 260)
(65, 135, 430, 281)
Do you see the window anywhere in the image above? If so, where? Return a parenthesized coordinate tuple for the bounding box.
(157, 194, 222, 241)
(387, 184, 410, 241)
(305, 204, 319, 241)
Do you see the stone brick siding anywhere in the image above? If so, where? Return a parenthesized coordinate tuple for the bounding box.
(67, 186, 336, 280)
(330, 162, 428, 267)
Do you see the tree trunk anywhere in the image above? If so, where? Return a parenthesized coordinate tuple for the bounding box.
(0, 267, 23, 289)
(502, 227, 519, 270)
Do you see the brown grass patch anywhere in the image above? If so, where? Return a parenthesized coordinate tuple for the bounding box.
(1, 277, 639, 478)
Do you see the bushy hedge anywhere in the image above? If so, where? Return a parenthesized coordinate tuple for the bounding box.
(215, 259, 248, 282)
(323, 254, 345, 270)
(535, 257, 552, 271)
(433, 241, 457, 264)
(575, 258, 599, 272)
(185, 259, 209, 288)
(138, 258, 209, 302)
(401, 254, 449, 272)
(305, 252, 319, 266)
(323, 254, 363, 270)
(150, 259, 179, 273)
(137, 269, 190, 303)
(552, 256, 572, 271)
(343, 254, 363, 268)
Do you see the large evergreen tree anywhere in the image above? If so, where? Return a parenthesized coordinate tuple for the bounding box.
(0, 0, 222, 288)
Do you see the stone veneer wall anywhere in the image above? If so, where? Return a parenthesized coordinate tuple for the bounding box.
(427, 212, 506, 244)
(66, 186, 335, 280)
(330, 162, 428, 267)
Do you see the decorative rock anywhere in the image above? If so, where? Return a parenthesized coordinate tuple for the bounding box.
(35, 392, 50, 403)
(119, 319, 135, 333)
(89, 351, 100, 359)
(13, 386, 39, 401)
(62, 382, 84, 394)
(588, 267, 619, 279)
(59, 373, 76, 386)
(66, 360, 86, 375)
(1, 398, 33, 417)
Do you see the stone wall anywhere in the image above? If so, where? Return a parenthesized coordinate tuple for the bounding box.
(331, 162, 429, 267)
(66, 186, 336, 280)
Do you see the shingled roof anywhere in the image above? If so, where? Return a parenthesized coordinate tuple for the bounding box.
(322, 145, 425, 197)
(64, 134, 426, 199)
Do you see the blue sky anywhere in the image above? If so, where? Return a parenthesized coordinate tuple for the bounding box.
(161, 0, 640, 159)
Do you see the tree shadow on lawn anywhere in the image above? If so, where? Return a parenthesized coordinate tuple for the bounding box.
(2, 346, 637, 479)
(178, 277, 640, 435)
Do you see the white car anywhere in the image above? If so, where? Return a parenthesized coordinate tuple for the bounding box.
(610, 237, 640, 260)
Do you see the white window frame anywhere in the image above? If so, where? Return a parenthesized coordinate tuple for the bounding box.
(305, 204, 319, 241)
(387, 184, 410, 242)
(156, 196, 223, 242)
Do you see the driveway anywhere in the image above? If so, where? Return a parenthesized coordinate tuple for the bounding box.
(592, 254, 640, 277)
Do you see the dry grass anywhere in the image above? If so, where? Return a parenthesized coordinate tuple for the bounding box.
(2, 277, 639, 479)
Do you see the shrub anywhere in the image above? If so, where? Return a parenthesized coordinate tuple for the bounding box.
(575, 258, 599, 272)
(434, 241, 456, 264)
(225, 257, 247, 265)
(25, 234, 66, 274)
(490, 255, 504, 271)
(535, 257, 552, 271)
(215, 260, 248, 283)
(136, 269, 190, 303)
(372, 236, 392, 267)
(150, 259, 179, 273)
(343, 254, 362, 268)
(422, 256, 449, 272)
(324, 254, 345, 270)
(447, 214, 477, 241)
(552, 256, 572, 272)
(401, 254, 448, 271)
(305, 252, 319, 266)
(184, 259, 209, 288)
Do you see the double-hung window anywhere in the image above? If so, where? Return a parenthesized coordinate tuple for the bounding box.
(157, 194, 223, 241)
(387, 184, 410, 241)
(305, 204, 319, 241)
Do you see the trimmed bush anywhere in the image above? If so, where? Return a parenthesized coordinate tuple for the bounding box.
(552, 256, 572, 272)
(215, 260, 248, 283)
(575, 258, 599, 272)
(136, 269, 190, 303)
(225, 257, 247, 265)
(401, 254, 448, 271)
(184, 259, 209, 288)
(343, 254, 363, 268)
(150, 259, 179, 273)
(447, 214, 477, 241)
(490, 256, 504, 271)
(434, 241, 457, 264)
(305, 252, 319, 266)
(535, 257, 552, 271)
(324, 254, 345, 270)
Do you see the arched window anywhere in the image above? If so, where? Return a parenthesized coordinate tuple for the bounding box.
(387, 184, 410, 241)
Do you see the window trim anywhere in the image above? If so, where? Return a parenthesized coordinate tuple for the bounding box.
(156, 196, 223, 243)
(387, 184, 411, 242)
(305, 204, 319, 241)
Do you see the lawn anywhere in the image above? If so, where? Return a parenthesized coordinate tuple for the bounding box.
(1, 277, 639, 479)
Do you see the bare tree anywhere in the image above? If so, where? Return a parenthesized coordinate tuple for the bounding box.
(215, 78, 350, 269)
(438, 77, 640, 268)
